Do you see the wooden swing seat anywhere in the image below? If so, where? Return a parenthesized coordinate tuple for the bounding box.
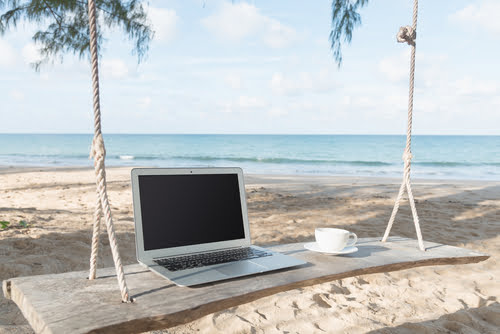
(3, 237, 488, 334)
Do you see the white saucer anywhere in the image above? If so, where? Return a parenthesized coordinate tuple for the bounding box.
(304, 242, 358, 255)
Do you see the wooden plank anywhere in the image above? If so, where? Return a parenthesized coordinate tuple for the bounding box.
(2, 237, 489, 334)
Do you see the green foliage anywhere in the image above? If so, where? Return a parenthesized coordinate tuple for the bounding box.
(0, 220, 30, 230)
(0, 220, 9, 229)
(0, 220, 31, 229)
(330, 0, 369, 66)
(0, 0, 153, 70)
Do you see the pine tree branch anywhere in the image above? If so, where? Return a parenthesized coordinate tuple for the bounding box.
(41, 0, 62, 27)
(330, 0, 369, 67)
(1, 0, 153, 68)
(0, 4, 29, 33)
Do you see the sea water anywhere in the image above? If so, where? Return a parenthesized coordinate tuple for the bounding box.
(0, 134, 499, 180)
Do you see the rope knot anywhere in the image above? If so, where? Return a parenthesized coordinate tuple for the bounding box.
(402, 151, 413, 164)
(397, 26, 416, 46)
(90, 133, 106, 160)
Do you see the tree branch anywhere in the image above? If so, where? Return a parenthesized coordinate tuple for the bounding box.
(1, 0, 152, 68)
(41, 0, 63, 27)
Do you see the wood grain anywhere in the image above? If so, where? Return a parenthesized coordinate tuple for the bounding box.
(2, 237, 489, 334)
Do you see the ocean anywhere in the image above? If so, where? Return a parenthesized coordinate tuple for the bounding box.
(0, 134, 499, 180)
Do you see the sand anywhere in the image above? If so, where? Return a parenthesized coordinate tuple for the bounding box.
(0, 167, 498, 333)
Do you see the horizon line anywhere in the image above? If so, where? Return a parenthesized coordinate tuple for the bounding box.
(0, 133, 498, 136)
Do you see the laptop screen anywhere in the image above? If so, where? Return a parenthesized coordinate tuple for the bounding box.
(138, 173, 246, 251)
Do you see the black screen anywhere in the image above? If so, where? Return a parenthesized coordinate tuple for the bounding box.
(138, 173, 246, 251)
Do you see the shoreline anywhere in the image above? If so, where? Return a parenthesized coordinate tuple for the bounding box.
(1, 165, 499, 185)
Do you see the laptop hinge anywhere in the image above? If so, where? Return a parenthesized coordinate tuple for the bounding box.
(152, 245, 247, 260)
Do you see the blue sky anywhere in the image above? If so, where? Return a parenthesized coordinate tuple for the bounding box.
(1, 0, 499, 134)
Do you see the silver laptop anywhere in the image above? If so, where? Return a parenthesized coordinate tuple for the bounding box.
(131, 167, 306, 286)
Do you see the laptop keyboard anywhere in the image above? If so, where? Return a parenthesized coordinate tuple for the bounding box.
(154, 247, 272, 272)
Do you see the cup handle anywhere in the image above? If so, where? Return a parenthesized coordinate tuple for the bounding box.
(346, 232, 357, 247)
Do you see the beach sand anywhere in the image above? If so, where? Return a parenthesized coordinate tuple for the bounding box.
(0, 167, 498, 333)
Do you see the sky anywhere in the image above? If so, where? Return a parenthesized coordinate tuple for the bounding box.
(0, 0, 499, 135)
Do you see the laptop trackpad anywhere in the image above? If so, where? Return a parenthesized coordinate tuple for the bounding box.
(216, 261, 266, 276)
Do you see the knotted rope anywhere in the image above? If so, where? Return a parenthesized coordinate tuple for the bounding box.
(397, 26, 416, 46)
(381, 0, 425, 251)
(87, 0, 131, 302)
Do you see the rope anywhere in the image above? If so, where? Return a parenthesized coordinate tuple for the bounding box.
(381, 0, 425, 251)
(88, 188, 102, 280)
(397, 26, 416, 46)
(87, 0, 131, 302)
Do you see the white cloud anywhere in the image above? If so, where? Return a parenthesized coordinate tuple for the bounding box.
(342, 95, 352, 106)
(416, 96, 442, 114)
(102, 59, 129, 79)
(137, 96, 152, 109)
(22, 43, 42, 64)
(382, 94, 407, 114)
(202, 2, 296, 48)
(237, 96, 265, 109)
(0, 40, 17, 67)
(268, 106, 287, 117)
(183, 57, 249, 65)
(378, 51, 409, 82)
(453, 77, 498, 96)
(182, 56, 282, 65)
(270, 70, 336, 96)
(9, 90, 25, 101)
(202, 2, 260, 41)
(148, 7, 179, 42)
(220, 96, 266, 113)
(289, 101, 314, 112)
(373, 58, 500, 125)
(418, 55, 449, 89)
(224, 73, 242, 89)
(270, 73, 290, 95)
(450, 0, 500, 34)
(305, 69, 337, 94)
(263, 20, 296, 48)
(339, 84, 408, 119)
(352, 96, 377, 109)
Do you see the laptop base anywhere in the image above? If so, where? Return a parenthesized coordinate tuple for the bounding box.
(145, 246, 306, 287)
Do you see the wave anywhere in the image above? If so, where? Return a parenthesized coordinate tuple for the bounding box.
(3, 153, 499, 168)
(113, 155, 159, 161)
(2, 153, 90, 159)
(171, 155, 395, 166)
(415, 161, 500, 167)
(108, 154, 392, 166)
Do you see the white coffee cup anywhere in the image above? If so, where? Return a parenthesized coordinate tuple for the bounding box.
(315, 228, 357, 252)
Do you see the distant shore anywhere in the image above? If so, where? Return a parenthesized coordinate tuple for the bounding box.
(0, 167, 498, 333)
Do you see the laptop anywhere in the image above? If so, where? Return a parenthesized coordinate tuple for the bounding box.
(131, 167, 306, 286)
